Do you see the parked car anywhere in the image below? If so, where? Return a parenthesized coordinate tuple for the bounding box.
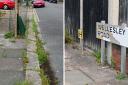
(32, 0, 45, 8)
(49, 0, 57, 3)
(0, 0, 15, 10)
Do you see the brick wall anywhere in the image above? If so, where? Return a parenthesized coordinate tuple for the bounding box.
(112, 44, 128, 73)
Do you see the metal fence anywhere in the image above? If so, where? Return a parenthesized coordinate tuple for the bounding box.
(65, 0, 80, 42)
(65, 0, 108, 51)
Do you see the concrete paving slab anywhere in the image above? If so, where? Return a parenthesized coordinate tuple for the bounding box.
(0, 70, 24, 85)
(65, 44, 128, 85)
(0, 35, 25, 85)
(65, 70, 93, 85)
(0, 58, 23, 71)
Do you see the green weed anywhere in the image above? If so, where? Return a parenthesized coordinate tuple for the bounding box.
(116, 72, 127, 80)
(92, 51, 101, 64)
(40, 69, 50, 85)
(14, 80, 32, 85)
(4, 32, 14, 39)
(65, 28, 74, 44)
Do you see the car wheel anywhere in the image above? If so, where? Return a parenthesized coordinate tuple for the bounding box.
(3, 5, 8, 10)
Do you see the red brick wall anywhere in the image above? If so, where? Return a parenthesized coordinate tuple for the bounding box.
(112, 44, 128, 73)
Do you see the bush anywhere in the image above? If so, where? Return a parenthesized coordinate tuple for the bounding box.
(4, 32, 14, 39)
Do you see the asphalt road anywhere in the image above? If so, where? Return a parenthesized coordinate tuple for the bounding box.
(35, 2, 63, 85)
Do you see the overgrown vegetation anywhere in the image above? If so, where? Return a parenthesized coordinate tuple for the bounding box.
(36, 37, 48, 64)
(65, 28, 74, 44)
(92, 51, 101, 64)
(14, 80, 32, 85)
(111, 57, 115, 68)
(32, 17, 51, 85)
(40, 69, 50, 85)
(4, 32, 14, 39)
(116, 72, 128, 80)
(32, 17, 48, 64)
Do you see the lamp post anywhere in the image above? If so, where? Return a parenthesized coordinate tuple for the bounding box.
(80, 0, 83, 54)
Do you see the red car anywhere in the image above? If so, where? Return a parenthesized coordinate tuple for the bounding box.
(32, 0, 45, 8)
(0, 0, 15, 10)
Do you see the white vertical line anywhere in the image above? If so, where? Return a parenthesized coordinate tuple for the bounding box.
(63, 0, 65, 85)
(80, 0, 83, 54)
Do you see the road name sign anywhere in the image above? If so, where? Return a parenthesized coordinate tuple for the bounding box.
(96, 22, 128, 47)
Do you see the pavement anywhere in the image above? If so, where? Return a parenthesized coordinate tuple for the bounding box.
(65, 44, 128, 85)
(0, 34, 25, 85)
(35, 2, 63, 85)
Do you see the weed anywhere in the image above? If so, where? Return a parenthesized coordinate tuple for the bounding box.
(65, 28, 74, 44)
(111, 57, 115, 68)
(14, 80, 32, 85)
(4, 32, 14, 39)
(116, 72, 127, 80)
(22, 50, 28, 71)
(36, 37, 48, 64)
(92, 51, 101, 63)
(40, 69, 50, 85)
(23, 55, 29, 64)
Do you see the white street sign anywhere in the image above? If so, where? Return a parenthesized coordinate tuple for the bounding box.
(96, 22, 128, 47)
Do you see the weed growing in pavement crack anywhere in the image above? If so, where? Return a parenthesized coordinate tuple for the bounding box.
(32, 17, 50, 85)
(36, 37, 48, 64)
(40, 69, 50, 85)
(116, 72, 128, 80)
(4, 32, 14, 39)
(14, 80, 33, 85)
(92, 51, 101, 64)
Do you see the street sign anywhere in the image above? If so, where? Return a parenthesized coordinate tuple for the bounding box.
(96, 22, 128, 47)
(78, 29, 83, 39)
